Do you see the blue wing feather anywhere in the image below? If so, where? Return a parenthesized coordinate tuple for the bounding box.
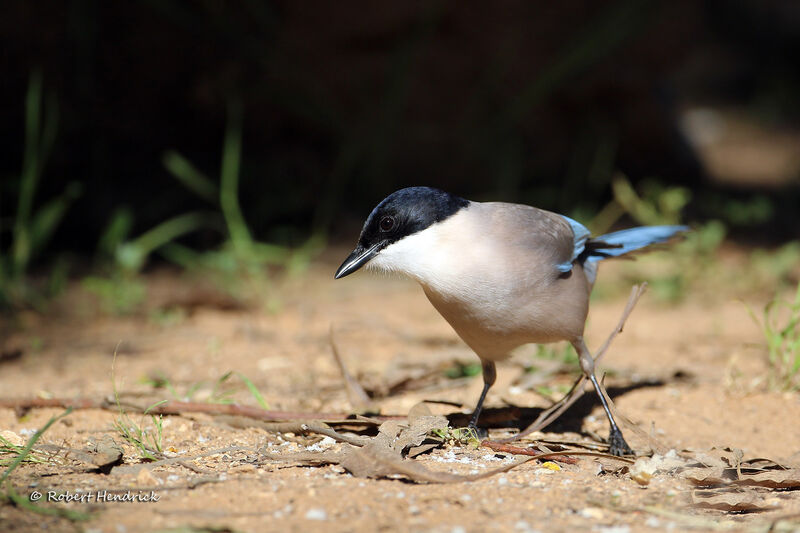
(557, 215, 688, 275)
(558, 215, 591, 273)
(584, 225, 689, 263)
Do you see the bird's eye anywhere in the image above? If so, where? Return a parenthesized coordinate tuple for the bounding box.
(379, 216, 395, 232)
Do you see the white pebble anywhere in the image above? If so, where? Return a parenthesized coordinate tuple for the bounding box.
(305, 508, 327, 521)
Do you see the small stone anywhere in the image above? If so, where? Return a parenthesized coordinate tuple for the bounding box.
(596, 526, 630, 533)
(578, 507, 604, 520)
(645, 517, 660, 528)
(305, 508, 327, 521)
(0, 430, 25, 447)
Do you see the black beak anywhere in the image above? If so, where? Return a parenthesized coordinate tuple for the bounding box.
(334, 241, 383, 279)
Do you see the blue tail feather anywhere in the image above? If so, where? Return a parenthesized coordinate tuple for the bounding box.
(584, 225, 688, 263)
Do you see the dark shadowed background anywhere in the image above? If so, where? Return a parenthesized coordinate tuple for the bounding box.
(2, 0, 800, 296)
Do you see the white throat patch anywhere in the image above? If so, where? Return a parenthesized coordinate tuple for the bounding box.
(366, 207, 484, 293)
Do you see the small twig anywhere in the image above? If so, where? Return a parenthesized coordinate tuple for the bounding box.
(0, 397, 109, 410)
(217, 416, 371, 446)
(176, 460, 215, 474)
(105, 475, 225, 492)
(482, 441, 634, 464)
(501, 283, 647, 442)
(481, 441, 579, 464)
(0, 397, 402, 424)
(329, 324, 373, 409)
(259, 450, 342, 467)
(594, 283, 649, 365)
(136, 400, 355, 422)
(110, 446, 256, 475)
(300, 421, 371, 446)
(534, 438, 606, 451)
(500, 375, 588, 443)
(637, 505, 800, 532)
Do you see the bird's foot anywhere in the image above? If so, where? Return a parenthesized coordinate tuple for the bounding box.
(466, 423, 488, 441)
(608, 428, 634, 456)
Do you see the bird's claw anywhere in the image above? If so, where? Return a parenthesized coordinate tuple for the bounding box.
(467, 424, 489, 440)
(608, 428, 634, 456)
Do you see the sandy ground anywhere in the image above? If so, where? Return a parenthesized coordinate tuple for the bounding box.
(1, 251, 799, 533)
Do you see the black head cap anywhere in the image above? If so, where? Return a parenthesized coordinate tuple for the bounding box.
(334, 187, 469, 279)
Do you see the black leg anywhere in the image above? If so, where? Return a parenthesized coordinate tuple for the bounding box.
(467, 360, 496, 433)
(587, 373, 633, 456)
(468, 381, 491, 429)
(573, 339, 633, 456)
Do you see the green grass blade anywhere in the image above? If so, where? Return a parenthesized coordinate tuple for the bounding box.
(0, 408, 72, 484)
(97, 207, 134, 258)
(163, 150, 219, 203)
(143, 399, 169, 415)
(220, 99, 253, 252)
(11, 70, 44, 276)
(238, 373, 269, 409)
(28, 182, 82, 258)
(158, 242, 203, 269)
(17, 70, 43, 226)
(0, 407, 90, 521)
(116, 211, 211, 271)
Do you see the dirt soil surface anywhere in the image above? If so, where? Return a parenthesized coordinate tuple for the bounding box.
(1, 251, 799, 533)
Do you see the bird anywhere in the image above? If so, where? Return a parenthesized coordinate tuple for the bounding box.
(334, 186, 687, 456)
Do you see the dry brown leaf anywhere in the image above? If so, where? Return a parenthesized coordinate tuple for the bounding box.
(260, 415, 529, 483)
(683, 467, 736, 486)
(407, 401, 434, 420)
(337, 417, 535, 482)
(36, 436, 123, 470)
(88, 436, 124, 467)
(338, 439, 405, 479)
(735, 469, 800, 489)
(741, 457, 788, 469)
(407, 443, 439, 458)
(686, 467, 800, 489)
(338, 438, 529, 483)
(394, 415, 449, 452)
(690, 489, 779, 512)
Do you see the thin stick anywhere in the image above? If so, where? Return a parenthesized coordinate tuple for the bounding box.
(482, 441, 635, 464)
(221, 416, 370, 447)
(329, 324, 373, 409)
(594, 283, 648, 365)
(500, 283, 647, 442)
(481, 441, 579, 464)
(0, 397, 402, 424)
(109, 445, 256, 475)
